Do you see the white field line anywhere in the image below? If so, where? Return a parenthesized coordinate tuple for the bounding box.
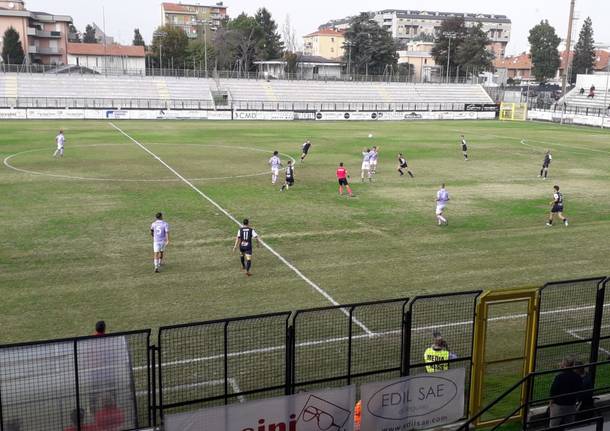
(135, 377, 246, 403)
(565, 324, 610, 357)
(109, 122, 372, 336)
(131, 303, 610, 371)
(452, 128, 610, 155)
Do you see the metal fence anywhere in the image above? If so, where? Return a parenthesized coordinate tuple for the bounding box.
(0, 96, 475, 113)
(0, 63, 485, 84)
(0, 330, 151, 431)
(1, 278, 609, 431)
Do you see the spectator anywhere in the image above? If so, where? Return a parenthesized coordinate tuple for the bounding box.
(354, 400, 361, 431)
(424, 332, 450, 373)
(95, 396, 125, 431)
(579, 87, 585, 95)
(549, 356, 582, 427)
(588, 85, 595, 98)
(574, 362, 595, 420)
(64, 408, 95, 431)
(94, 321, 106, 336)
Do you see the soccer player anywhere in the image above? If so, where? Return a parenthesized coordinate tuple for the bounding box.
(436, 184, 450, 226)
(539, 150, 552, 180)
(397, 153, 414, 178)
(268, 151, 282, 184)
(369, 146, 380, 175)
(361, 148, 372, 182)
(300, 140, 312, 162)
(280, 160, 295, 191)
(53, 129, 65, 158)
(150, 212, 170, 273)
(460, 135, 469, 161)
(336, 162, 353, 197)
(547, 185, 569, 227)
(233, 219, 260, 276)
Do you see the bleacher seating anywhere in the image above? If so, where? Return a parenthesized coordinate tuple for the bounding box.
(560, 74, 610, 113)
(0, 73, 493, 108)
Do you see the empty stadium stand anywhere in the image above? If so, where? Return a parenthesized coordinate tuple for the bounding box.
(0, 73, 493, 110)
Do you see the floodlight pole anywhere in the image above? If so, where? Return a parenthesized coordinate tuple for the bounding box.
(444, 32, 456, 84)
(602, 65, 609, 129)
(561, 0, 576, 124)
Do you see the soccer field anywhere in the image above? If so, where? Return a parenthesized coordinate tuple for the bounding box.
(1, 119, 609, 343)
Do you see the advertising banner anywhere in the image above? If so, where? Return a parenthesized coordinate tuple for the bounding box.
(233, 111, 295, 120)
(0, 109, 27, 119)
(360, 368, 465, 431)
(166, 386, 356, 431)
(26, 109, 86, 119)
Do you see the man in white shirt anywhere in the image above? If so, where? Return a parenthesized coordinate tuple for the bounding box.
(436, 184, 450, 226)
(53, 129, 65, 158)
(268, 151, 282, 184)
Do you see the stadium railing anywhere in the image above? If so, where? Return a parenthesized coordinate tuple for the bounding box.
(0, 97, 478, 113)
(0, 63, 485, 84)
(456, 358, 610, 431)
(0, 277, 608, 431)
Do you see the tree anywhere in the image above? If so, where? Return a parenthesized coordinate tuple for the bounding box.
(284, 51, 298, 74)
(83, 24, 97, 43)
(282, 15, 298, 53)
(255, 8, 284, 60)
(431, 17, 467, 77)
(343, 13, 398, 75)
(133, 28, 145, 47)
(150, 25, 189, 69)
(2, 27, 25, 65)
(227, 13, 264, 73)
(571, 17, 595, 83)
(68, 24, 81, 43)
(455, 23, 495, 75)
(528, 20, 561, 83)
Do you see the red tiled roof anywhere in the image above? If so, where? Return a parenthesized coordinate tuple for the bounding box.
(494, 50, 609, 71)
(67, 43, 145, 57)
(304, 29, 345, 38)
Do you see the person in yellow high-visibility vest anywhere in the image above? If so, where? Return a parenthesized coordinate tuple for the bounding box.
(424, 334, 450, 373)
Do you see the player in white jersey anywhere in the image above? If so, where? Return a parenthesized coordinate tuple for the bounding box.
(369, 146, 380, 175)
(436, 184, 450, 226)
(361, 148, 372, 182)
(53, 130, 65, 158)
(268, 151, 282, 184)
(150, 212, 170, 273)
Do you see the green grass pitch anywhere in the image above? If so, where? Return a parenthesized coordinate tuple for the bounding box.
(1, 119, 609, 344)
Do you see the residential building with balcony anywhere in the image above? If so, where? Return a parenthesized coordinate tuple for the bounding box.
(0, 0, 71, 64)
(303, 29, 345, 60)
(320, 9, 511, 59)
(161, 2, 227, 38)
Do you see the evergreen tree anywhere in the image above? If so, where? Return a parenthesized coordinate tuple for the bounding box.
(455, 23, 495, 75)
(254, 8, 284, 60)
(571, 17, 596, 83)
(1, 27, 25, 65)
(133, 28, 145, 47)
(68, 24, 81, 43)
(227, 13, 264, 72)
(528, 20, 561, 83)
(343, 13, 398, 75)
(431, 17, 468, 78)
(83, 24, 97, 43)
(151, 25, 189, 68)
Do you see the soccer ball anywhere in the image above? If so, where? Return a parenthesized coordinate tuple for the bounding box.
(368, 133, 373, 139)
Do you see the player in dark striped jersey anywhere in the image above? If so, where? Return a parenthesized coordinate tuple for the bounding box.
(546, 185, 568, 227)
(232, 219, 260, 276)
(281, 160, 295, 191)
(397, 153, 414, 178)
(539, 150, 552, 180)
(460, 135, 469, 161)
(300, 140, 312, 162)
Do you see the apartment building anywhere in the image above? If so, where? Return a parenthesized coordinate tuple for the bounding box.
(0, 0, 72, 65)
(303, 29, 345, 60)
(161, 2, 227, 38)
(320, 9, 511, 58)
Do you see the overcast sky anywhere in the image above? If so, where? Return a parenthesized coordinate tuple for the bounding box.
(28, 0, 610, 55)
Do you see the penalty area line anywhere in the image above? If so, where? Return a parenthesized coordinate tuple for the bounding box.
(108, 122, 373, 336)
